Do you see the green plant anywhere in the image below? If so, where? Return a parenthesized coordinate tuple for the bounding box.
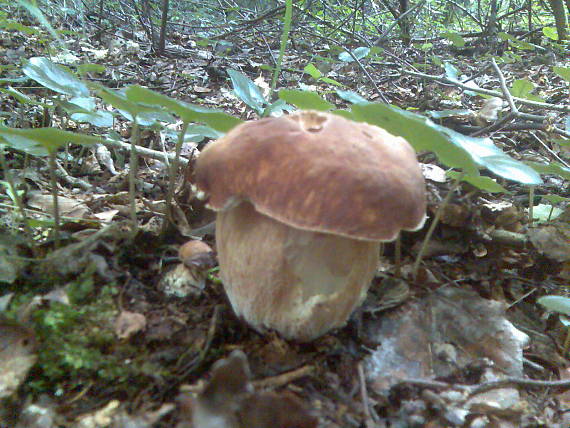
(0, 127, 102, 245)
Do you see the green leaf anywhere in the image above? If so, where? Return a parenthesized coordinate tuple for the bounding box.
(16, 0, 63, 45)
(0, 127, 102, 154)
(542, 194, 570, 204)
(183, 124, 224, 143)
(349, 103, 542, 184)
(264, 99, 294, 116)
(426, 109, 473, 120)
(58, 97, 113, 127)
(94, 84, 174, 126)
(0, 76, 28, 85)
(532, 204, 563, 223)
(23, 57, 89, 97)
(447, 171, 510, 193)
(77, 63, 106, 76)
(526, 161, 570, 180)
(69, 96, 96, 111)
(336, 90, 368, 104)
(499, 32, 535, 50)
(538, 295, 570, 315)
(444, 62, 459, 81)
(0, 87, 44, 106)
(443, 32, 466, 47)
(0, 135, 48, 156)
(227, 69, 267, 115)
(117, 109, 174, 126)
(3, 20, 41, 35)
(93, 84, 142, 117)
(553, 67, 570, 82)
(509, 79, 534, 98)
(304, 63, 323, 79)
(319, 77, 344, 87)
(125, 86, 242, 132)
(72, 111, 114, 128)
(338, 47, 370, 62)
(526, 162, 570, 180)
(542, 27, 559, 41)
(431, 55, 443, 66)
(278, 89, 334, 111)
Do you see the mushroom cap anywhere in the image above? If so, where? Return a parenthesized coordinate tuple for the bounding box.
(178, 240, 215, 270)
(195, 110, 426, 242)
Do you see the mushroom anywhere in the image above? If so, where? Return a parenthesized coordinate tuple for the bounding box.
(195, 111, 426, 341)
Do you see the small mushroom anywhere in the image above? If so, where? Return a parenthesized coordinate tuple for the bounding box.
(178, 240, 215, 272)
(195, 111, 426, 341)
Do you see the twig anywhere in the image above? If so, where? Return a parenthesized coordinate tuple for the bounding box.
(467, 377, 570, 397)
(211, 6, 285, 40)
(507, 287, 537, 309)
(252, 365, 314, 389)
(358, 362, 375, 428)
(54, 159, 92, 191)
(401, 70, 570, 113)
(455, 122, 570, 138)
(102, 137, 195, 166)
(374, 0, 427, 44)
(344, 48, 388, 104)
(398, 378, 468, 391)
(178, 305, 221, 377)
(530, 131, 570, 168)
(413, 173, 465, 279)
(491, 58, 518, 113)
(487, 229, 528, 248)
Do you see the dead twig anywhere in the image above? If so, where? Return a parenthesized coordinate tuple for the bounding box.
(357, 362, 375, 428)
(467, 377, 570, 398)
(102, 137, 195, 166)
(401, 70, 570, 113)
(252, 365, 314, 389)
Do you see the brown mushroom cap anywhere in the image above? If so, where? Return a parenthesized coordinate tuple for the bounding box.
(178, 240, 214, 269)
(195, 111, 426, 242)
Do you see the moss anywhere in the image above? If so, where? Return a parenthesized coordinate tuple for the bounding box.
(27, 285, 151, 395)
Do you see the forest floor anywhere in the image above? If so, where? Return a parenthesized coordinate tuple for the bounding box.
(0, 13, 569, 428)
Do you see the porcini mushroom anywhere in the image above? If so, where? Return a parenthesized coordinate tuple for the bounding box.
(195, 111, 426, 341)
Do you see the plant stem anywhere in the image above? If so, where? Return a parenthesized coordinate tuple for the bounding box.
(129, 120, 140, 231)
(413, 172, 465, 279)
(162, 121, 189, 234)
(394, 234, 402, 277)
(269, 0, 292, 103)
(0, 147, 32, 239)
(528, 185, 535, 227)
(48, 151, 60, 248)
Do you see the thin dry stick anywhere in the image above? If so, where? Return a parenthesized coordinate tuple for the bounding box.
(103, 137, 193, 165)
(491, 58, 518, 112)
(344, 48, 388, 104)
(413, 173, 465, 279)
(467, 377, 570, 397)
(530, 131, 570, 168)
(401, 70, 570, 113)
(252, 365, 314, 389)
(357, 362, 375, 428)
(471, 58, 519, 137)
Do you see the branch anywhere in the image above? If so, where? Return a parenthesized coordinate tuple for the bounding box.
(402, 70, 570, 113)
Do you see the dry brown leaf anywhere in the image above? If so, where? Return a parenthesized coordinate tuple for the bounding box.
(114, 311, 147, 340)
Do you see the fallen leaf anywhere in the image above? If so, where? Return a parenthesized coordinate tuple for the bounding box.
(114, 311, 146, 340)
